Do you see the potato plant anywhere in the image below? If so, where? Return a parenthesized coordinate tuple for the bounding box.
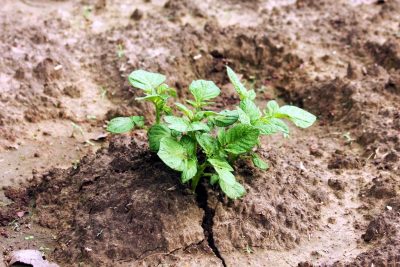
(107, 67, 316, 199)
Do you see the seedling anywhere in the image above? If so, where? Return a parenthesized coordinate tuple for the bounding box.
(71, 122, 95, 146)
(83, 6, 93, 20)
(24, 235, 34, 240)
(243, 244, 254, 254)
(107, 67, 316, 199)
(116, 44, 125, 58)
(72, 159, 80, 170)
(71, 122, 85, 137)
(343, 131, 355, 144)
(99, 86, 108, 99)
(9, 219, 20, 232)
(39, 246, 52, 253)
(86, 115, 97, 120)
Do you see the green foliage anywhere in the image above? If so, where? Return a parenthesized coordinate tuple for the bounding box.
(107, 67, 316, 199)
(107, 116, 144, 133)
(251, 153, 269, 170)
(128, 70, 166, 92)
(157, 137, 187, 171)
(148, 124, 171, 152)
(212, 110, 238, 127)
(277, 105, 316, 128)
(189, 80, 220, 106)
(224, 124, 260, 155)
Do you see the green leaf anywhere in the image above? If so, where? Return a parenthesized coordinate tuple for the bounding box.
(196, 133, 218, 155)
(180, 135, 196, 156)
(240, 99, 261, 123)
(226, 67, 257, 101)
(236, 107, 251, 125)
(157, 84, 176, 97)
(175, 103, 193, 119)
(170, 129, 181, 138)
(164, 116, 190, 132)
(162, 105, 173, 115)
(216, 169, 236, 185)
(195, 111, 217, 121)
(136, 94, 164, 102)
(194, 111, 218, 121)
(208, 158, 234, 172)
(107, 116, 144, 133)
(178, 136, 199, 183)
(254, 118, 289, 136)
(219, 180, 246, 199)
(190, 121, 210, 132)
(128, 70, 166, 92)
(278, 106, 316, 128)
(266, 100, 280, 116)
(247, 90, 256, 101)
(226, 66, 248, 100)
(164, 116, 209, 133)
(135, 95, 170, 115)
(210, 174, 219, 185)
(225, 124, 260, 155)
(185, 99, 198, 107)
(157, 137, 187, 171)
(181, 158, 197, 183)
(148, 124, 171, 152)
(189, 80, 220, 103)
(209, 159, 240, 198)
(131, 116, 145, 127)
(251, 153, 269, 170)
(217, 128, 226, 146)
(212, 110, 239, 127)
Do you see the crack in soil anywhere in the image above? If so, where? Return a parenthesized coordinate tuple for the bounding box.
(196, 183, 227, 267)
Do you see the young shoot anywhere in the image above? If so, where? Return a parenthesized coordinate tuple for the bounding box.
(107, 67, 316, 199)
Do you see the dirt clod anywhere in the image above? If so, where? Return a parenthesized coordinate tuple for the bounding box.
(62, 85, 81, 98)
(328, 179, 345, 191)
(131, 9, 143, 20)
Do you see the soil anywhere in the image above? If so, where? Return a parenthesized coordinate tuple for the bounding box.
(1, 0, 400, 266)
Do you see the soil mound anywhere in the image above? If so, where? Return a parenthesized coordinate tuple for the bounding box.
(24, 132, 325, 266)
(29, 135, 214, 266)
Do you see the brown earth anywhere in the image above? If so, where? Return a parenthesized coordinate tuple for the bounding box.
(1, 0, 400, 266)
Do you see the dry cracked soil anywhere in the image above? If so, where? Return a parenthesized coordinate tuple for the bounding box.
(1, 0, 400, 266)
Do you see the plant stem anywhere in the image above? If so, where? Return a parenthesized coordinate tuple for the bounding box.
(155, 106, 160, 124)
(191, 162, 207, 191)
